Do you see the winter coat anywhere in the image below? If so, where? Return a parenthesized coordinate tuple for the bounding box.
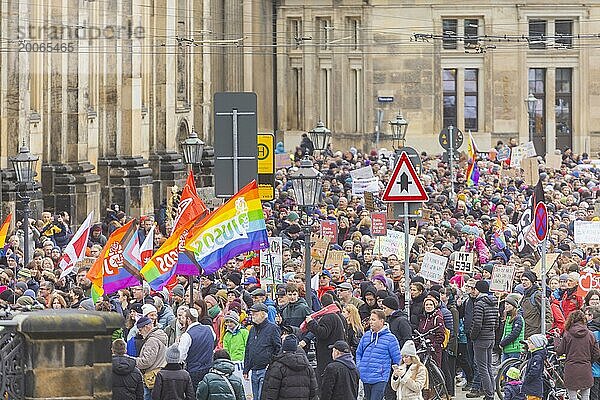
(555, 321, 600, 390)
(320, 353, 360, 400)
(470, 293, 499, 342)
(410, 292, 427, 328)
(356, 326, 401, 384)
(196, 359, 245, 400)
(306, 311, 347, 379)
(260, 350, 318, 400)
(462, 295, 476, 339)
(164, 319, 183, 347)
(522, 348, 545, 398)
(560, 288, 583, 321)
(503, 380, 525, 400)
(500, 314, 524, 354)
(589, 319, 600, 378)
(520, 285, 552, 339)
(550, 298, 565, 333)
(157, 305, 175, 330)
(387, 310, 413, 350)
(464, 237, 490, 265)
(417, 310, 445, 367)
(281, 298, 312, 327)
(243, 319, 282, 374)
(111, 355, 144, 400)
(136, 327, 168, 373)
(222, 326, 249, 362)
(390, 362, 427, 400)
(264, 298, 278, 324)
(151, 364, 195, 400)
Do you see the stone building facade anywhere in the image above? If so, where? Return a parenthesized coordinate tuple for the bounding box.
(277, 0, 600, 156)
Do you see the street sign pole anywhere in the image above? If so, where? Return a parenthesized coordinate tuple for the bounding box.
(403, 202, 411, 317)
(534, 201, 548, 334)
(541, 237, 547, 334)
(448, 125, 455, 202)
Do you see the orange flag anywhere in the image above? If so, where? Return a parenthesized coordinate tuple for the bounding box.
(0, 214, 12, 248)
(172, 171, 208, 231)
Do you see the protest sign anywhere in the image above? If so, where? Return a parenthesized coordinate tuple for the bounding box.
(453, 252, 474, 274)
(320, 220, 338, 244)
(364, 191, 376, 211)
(545, 154, 562, 170)
(510, 142, 536, 168)
(490, 265, 516, 293)
(521, 157, 539, 186)
(324, 250, 345, 270)
(373, 230, 415, 260)
(76, 257, 96, 270)
(420, 252, 447, 283)
(349, 166, 374, 180)
(577, 272, 600, 298)
(275, 154, 291, 169)
(260, 237, 283, 284)
(352, 177, 379, 195)
(575, 221, 600, 244)
(370, 212, 387, 237)
(532, 253, 559, 276)
(311, 237, 329, 263)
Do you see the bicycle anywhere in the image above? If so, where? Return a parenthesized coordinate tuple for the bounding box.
(413, 329, 449, 400)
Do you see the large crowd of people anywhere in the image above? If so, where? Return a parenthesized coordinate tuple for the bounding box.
(2, 139, 600, 400)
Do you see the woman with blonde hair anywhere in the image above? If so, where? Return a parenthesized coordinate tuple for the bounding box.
(342, 304, 364, 354)
(391, 340, 428, 400)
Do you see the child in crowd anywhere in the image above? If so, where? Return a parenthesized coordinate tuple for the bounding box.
(503, 367, 525, 400)
(521, 334, 548, 400)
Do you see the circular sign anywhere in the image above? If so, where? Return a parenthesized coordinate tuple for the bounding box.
(534, 202, 548, 241)
(257, 143, 269, 160)
(394, 146, 422, 174)
(438, 127, 464, 150)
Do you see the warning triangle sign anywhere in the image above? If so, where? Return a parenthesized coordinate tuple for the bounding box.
(382, 152, 429, 202)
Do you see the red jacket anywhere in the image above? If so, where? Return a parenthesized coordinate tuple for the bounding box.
(550, 298, 565, 333)
(561, 289, 583, 321)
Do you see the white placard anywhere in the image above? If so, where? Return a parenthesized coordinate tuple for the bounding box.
(420, 252, 448, 283)
(352, 177, 379, 195)
(373, 230, 415, 260)
(574, 221, 600, 244)
(350, 166, 374, 180)
(490, 265, 516, 293)
(510, 142, 537, 168)
(260, 237, 283, 284)
(453, 252, 474, 273)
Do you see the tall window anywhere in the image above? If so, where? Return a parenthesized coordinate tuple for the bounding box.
(443, 69, 457, 128)
(529, 20, 547, 49)
(464, 69, 478, 131)
(288, 68, 303, 129)
(176, 0, 190, 106)
(555, 68, 572, 137)
(528, 68, 546, 136)
(317, 18, 332, 50)
(288, 18, 302, 49)
(320, 68, 332, 127)
(555, 20, 573, 48)
(347, 17, 361, 50)
(464, 19, 479, 47)
(350, 68, 362, 132)
(442, 19, 458, 49)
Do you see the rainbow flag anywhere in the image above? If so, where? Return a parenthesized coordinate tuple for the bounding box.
(466, 161, 480, 186)
(0, 214, 12, 249)
(86, 220, 143, 302)
(141, 217, 200, 290)
(493, 215, 507, 249)
(184, 180, 269, 275)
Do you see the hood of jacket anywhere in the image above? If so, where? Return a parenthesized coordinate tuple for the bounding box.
(390, 309, 409, 320)
(569, 321, 590, 338)
(287, 298, 309, 310)
(335, 352, 357, 370)
(212, 358, 235, 376)
(275, 351, 311, 371)
(412, 291, 427, 304)
(477, 293, 498, 306)
(369, 325, 392, 345)
(112, 355, 137, 376)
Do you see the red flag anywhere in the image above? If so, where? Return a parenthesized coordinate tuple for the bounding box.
(241, 252, 260, 270)
(59, 212, 94, 279)
(140, 226, 155, 265)
(172, 171, 208, 231)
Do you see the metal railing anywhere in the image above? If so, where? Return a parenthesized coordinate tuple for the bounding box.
(0, 322, 25, 400)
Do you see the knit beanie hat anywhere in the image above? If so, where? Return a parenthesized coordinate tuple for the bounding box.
(521, 270, 538, 284)
(224, 311, 240, 324)
(136, 316, 152, 330)
(400, 340, 418, 357)
(475, 280, 489, 294)
(504, 293, 522, 309)
(382, 295, 399, 311)
(282, 335, 299, 353)
(165, 344, 181, 364)
(172, 284, 185, 298)
(527, 333, 548, 349)
(567, 272, 580, 284)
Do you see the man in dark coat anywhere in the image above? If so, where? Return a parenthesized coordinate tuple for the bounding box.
(260, 335, 318, 400)
(111, 338, 144, 400)
(469, 280, 499, 400)
(305, 293, 346, 386)
(320, 340, 359, 400)
(381, 295, 412, 400)
(152, 345, 195, 400)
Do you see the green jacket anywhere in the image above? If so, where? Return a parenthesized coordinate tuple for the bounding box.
(500, 314, 524, 354)
(196, 359, 245, 400)
(222, 326, 249, 361)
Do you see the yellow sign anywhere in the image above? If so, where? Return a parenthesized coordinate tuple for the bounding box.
(257, 133, 274, 174)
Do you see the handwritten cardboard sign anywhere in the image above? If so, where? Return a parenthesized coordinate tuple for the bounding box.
(324, 250, 345, 270)
(453, 252, 474, 273)
(420, 252, 447, 283)
(490, 265, 516, 293)
(373, 230, 415, 260)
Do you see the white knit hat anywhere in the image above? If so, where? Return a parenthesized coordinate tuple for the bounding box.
(141, 304, 158, 316)
(401, 340, 418, 357)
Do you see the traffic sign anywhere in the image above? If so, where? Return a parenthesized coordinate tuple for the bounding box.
(439, 127, 464, 150)
(382, 152, 429, 202)
(395, 147, 421, 174)
(257, 133, 275, 201)
(534, 202, 548, 241)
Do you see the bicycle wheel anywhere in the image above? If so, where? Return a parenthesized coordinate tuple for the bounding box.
(495, 357, 522, 399)
(425, 361, 449, 400)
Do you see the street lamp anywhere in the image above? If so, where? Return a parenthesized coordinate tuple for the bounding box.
(526, 93, 537, 143)
(10, 143, 38, 268)
(308, 121, 331, 152)
(180, 127, 204, 306)
(389, 111, 409, 149)
(288, 157, 322, 305)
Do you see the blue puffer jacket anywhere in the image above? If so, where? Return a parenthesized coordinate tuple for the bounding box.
(504, 380, 525, 400)
(522, 347, 546, 398)
(356, 326, 401, 384)
(589, 319, 600, 377)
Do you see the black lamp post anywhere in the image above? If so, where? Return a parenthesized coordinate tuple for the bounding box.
(389, 111, 409, 149)
(288, 157, 322, 305)
(526, 93, 537, 143)
(180, 127, 204, 306)
(10, 143, 38, 268)
(308, 121, 331, 152)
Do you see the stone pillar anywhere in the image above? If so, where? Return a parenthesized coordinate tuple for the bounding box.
(2, 309, 123, 400)
(148, 151, 187, 215)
